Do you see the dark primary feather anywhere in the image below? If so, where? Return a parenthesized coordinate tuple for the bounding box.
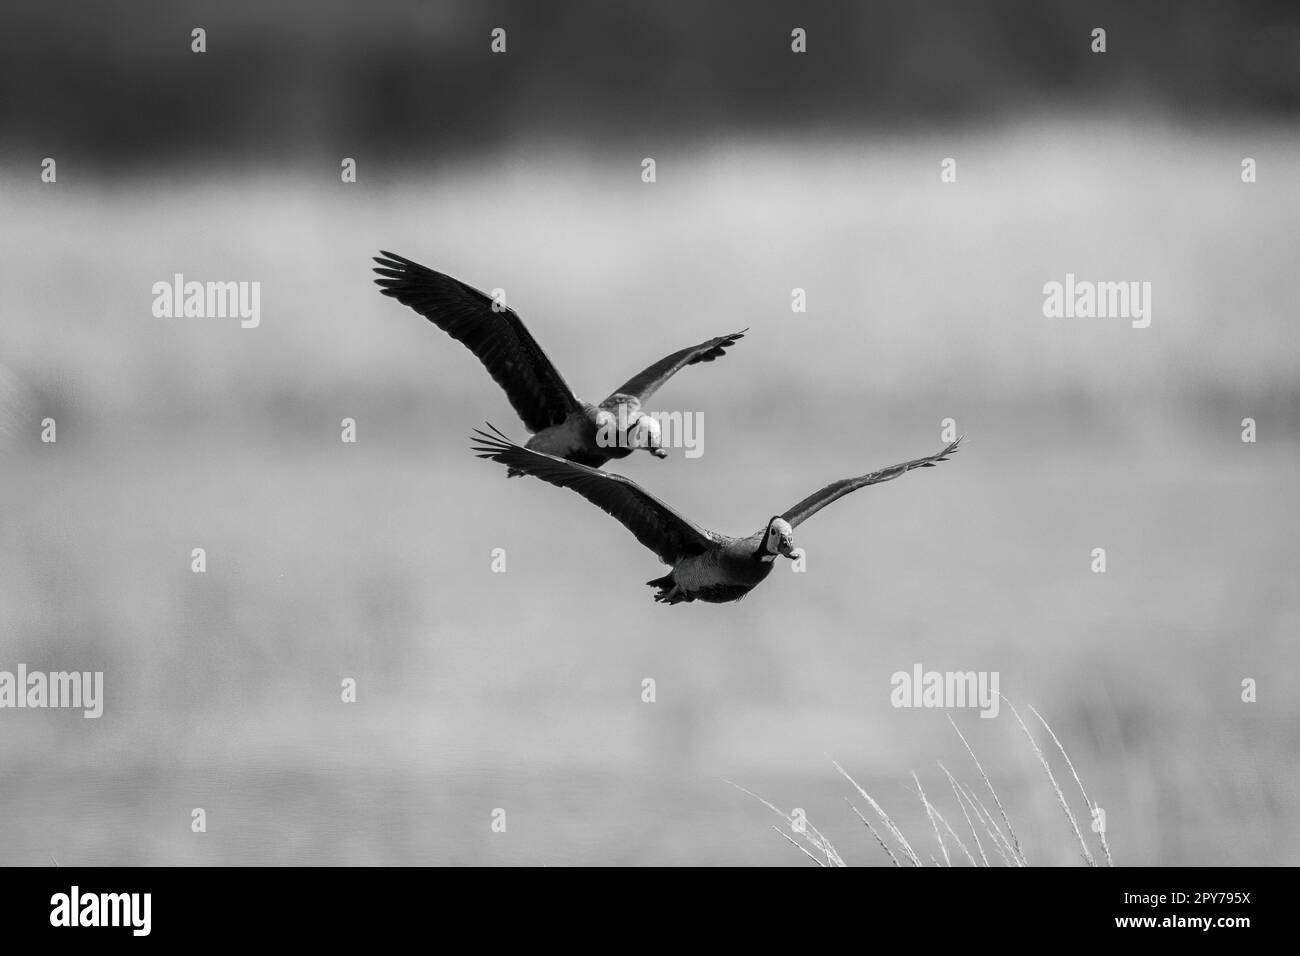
(373, 252, 580, 433)
(780, 437, 963, 529)
(470, 424, 715, 565)
(605, 329, 747, 405)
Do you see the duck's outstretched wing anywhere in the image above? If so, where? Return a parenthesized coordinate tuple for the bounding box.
(780, 437, 963, 529)
(604, 330, 746, 407)
(374, 252, 581, 433)
(471, 424, 715, 565)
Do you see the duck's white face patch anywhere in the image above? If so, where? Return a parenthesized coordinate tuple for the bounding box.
(628, 414, 661, 448)
(764, 518, 795, 557)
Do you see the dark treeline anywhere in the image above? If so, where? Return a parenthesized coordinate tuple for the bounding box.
(3, 0, 1297, 166)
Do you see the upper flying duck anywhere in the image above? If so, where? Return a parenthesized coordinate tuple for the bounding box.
(471, 424, 961, 604)
(374, 251, 743, 470)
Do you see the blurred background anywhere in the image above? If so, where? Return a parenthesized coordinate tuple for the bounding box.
(1, 0, 1298, 865)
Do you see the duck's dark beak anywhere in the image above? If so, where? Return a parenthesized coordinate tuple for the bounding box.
(648, 446, 668, 459)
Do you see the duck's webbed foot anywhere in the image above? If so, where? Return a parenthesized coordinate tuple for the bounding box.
(647, 573, 690, 604)
(653, 586, 691, 605)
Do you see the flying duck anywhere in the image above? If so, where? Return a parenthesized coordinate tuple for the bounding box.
(470, 424, 961, 604)
(373, 251, 744, 469)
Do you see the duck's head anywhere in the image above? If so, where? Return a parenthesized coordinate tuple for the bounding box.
(762, 517, 797, 559)
(594, 407, 667, 458)
(627, 412, 667, 459)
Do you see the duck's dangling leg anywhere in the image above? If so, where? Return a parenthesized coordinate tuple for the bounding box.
(646, 573, 686, 604)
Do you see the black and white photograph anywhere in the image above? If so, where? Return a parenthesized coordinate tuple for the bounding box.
(0, 0, 1296, 921)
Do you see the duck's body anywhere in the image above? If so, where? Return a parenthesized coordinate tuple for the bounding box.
(648, 535, 775, 604)
(525, 398, 651, 470)
(524, 402, 610, 467)
(373, 251, 743, 470)
(472, 425, 961, 605)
